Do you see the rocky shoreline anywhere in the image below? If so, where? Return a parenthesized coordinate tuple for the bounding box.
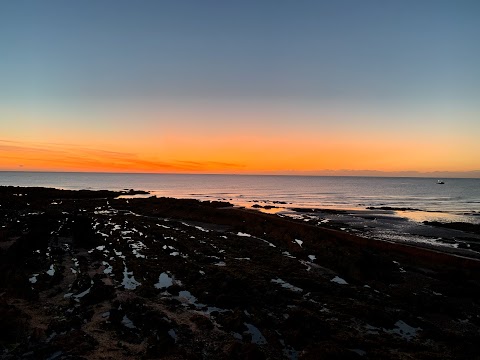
(1, 186, 479, 359)
(276, 207, 480, 258)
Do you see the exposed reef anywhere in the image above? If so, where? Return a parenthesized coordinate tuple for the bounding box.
(1, 186, 479, 359)
(423, 221, 480, 234)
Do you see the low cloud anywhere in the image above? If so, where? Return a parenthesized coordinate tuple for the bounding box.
(0, 139, 244, 172)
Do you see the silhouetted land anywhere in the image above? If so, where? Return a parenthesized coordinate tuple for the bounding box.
(1, 186, 479, 359)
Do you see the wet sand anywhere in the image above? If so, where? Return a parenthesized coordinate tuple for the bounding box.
(1, 186, 480, 359)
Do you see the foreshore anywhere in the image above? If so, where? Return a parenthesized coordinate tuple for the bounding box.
(1, 186, 479, 359)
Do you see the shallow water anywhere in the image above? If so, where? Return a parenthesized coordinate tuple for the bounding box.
(1, 172, 479, 223)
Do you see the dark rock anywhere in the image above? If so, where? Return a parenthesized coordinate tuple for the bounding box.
(367, 206, 422, 211)
(0, 299, 30, 346)
(49, 329, 98, 356)
(217, 310, 246, 333)
(144, 331, 175, 358)
(224, 342, 266, 360)
(283, 309, 330, 347)
(81, 278, 115, 305)
(71, 215, 99, 248)
(190, 314, 214, 330)
(423, 221, 480, 234)
(300, 342, 362, 360)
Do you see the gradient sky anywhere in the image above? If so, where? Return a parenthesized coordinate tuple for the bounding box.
(1, 0, 479, 174)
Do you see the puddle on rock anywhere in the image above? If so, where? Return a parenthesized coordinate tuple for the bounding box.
(168, 329, 177, 342)
(154, 272, 174, 289)
(271, 278, 303, 293)
(178, 290, 197, 304)
(279, 338, 299, 360)
(330, 276, 348, 285)
(386, 320, 421, 341)
(102, 261, 113, 274)
(122, 264, 142, 290)
(237, 232, 251, 237)
(46, 265, 55, 276)
(121, 315, 136, 329)
(244, 323, 267, 345)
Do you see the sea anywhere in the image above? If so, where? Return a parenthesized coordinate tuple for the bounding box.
(1, 172, 480, 224)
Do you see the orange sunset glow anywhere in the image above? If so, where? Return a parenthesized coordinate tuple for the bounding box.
(1, 110, 479, 175)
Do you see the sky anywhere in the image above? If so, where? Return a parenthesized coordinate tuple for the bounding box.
(1, 0, 479, 175)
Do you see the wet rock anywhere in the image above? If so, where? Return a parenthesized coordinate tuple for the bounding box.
(144, 331, 175, 358)
(70, 273, 92, 295)
(136, 286, 157, 298)
(71, 215, 99, 248)
(0, 299, 30, 347)
(124, 189, 149, 195)
(107, 307, 124, 325)
(1, 186, 480, 360)
(47, 310, 89, 334)
(251, 204, 278, 210)
(347, 251, 401, 283)
(49, 329, 98, 356)
(283, 309, 330, 347)
(300, 341, 362, 360)
(224, 342, 266, 360)
(190, 314, 214, 330)
(141, 309, 173, 333)
(423, 221, 480, 234)
(81, 277, 115, 305)
(217, 310, 246, 333)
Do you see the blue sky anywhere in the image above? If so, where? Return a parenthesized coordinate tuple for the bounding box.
(2, 0, 479, 104)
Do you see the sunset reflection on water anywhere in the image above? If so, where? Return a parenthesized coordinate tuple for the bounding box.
(395, 210, 480, 224)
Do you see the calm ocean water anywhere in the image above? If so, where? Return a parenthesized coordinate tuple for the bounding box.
(1, 172, 480, 223)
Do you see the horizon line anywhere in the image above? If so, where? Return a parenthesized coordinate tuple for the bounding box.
(1, 169, 480, 179)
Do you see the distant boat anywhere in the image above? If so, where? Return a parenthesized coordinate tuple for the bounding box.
(437, 180, 445, 184)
